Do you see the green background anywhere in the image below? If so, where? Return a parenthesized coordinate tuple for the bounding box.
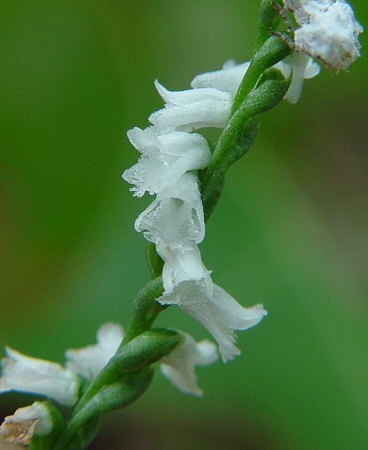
(0, 1, 367, 449)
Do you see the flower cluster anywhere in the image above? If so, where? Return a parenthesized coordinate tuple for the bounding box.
(0, 323, 216, 443)
(123, 54, 320, 362)
(284, 0, 363, 69)
(0, 324, 214, 402)
(0, 2, 364, 447)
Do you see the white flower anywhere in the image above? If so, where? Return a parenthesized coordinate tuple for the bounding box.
(123, 127, 211, 197)
(160, 333, 218, 395)
(66, 322, 124, 379)
(275, 53, 320, 103)
(284, 0, 363, 69)
(158, 242, 210, 296)
(0, 348, 79, 406)
(149, 80, 232, 131)
(193, 56, 319, 104)
(191, 59, 251, 97)
(125, 45, 282, 366)
(159, 280, 267, 362)
(67, 323, 218, 395)
(0, 402, 52, 445)
(135, 172, 206, 246)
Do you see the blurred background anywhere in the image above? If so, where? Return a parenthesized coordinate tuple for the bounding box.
(1, 1, 367, 449)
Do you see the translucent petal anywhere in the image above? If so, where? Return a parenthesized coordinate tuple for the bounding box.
(0, 348, 79, 406)
(160, 333, 218, 396)
(304, 57, 321, 79)
(123, 155, 165, 197)
(135, 173, 205, 245)
(66, 323, 124, 379)
(123, 128, 211, 197)
(157, 242, 210, 295)
(127, 126, 158, 154)
(191, 61, 250, 97)
(159, 281, 267, 362)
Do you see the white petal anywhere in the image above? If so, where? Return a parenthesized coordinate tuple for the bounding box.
(160, 333, 218, 396)
(123, 155, 163, 197)
(97, 322, 125, 351)
(158, 131, 210, 157)
(66, 322, 124, 380)
(285, 54, 309, 104)
(159, 280, 267, 362)
(149, 99, 231, 132)
(0, 402, 52, 445)
(0, 348, 79, 406)
(127, 126, 158, 155)
(158, 242, 210, 295)
(123, 128, 211, 197)
(155, 80, 230, 104)
(191, 61, 250, 97)
(135, 172, 205, 245)
(304, 57, 321, 79)
(275, 53, 320, 103)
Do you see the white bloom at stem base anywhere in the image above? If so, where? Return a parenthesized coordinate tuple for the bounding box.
(123, 127, 211, 197)
(159, 280, 267, 362)
(0, 402, 52, 445)
(66, 322, 124, 379)
(160, 333, 218, 396)
(284, 0, 363, 69)
(0, 348, 79, 407)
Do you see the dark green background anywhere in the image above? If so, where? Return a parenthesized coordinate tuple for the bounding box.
(1, 2, 367, 449)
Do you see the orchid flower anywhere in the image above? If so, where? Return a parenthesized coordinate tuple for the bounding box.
(0, 348, 79, 407)
(161, 333, 218, 395)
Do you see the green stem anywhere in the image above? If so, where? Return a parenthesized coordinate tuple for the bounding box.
(231, 36, 290, 113)
(123, 276, 165, 343)
(75, 329, 181, 413)
(147, 242, 164, 279)
(202, 74, 290, 220)
(54, 7, 294, 450)
(54, 277, 166, 449)
(254, 0, 281, 53)
(55, 371, 153, 450)
(202, 118, 259, 221)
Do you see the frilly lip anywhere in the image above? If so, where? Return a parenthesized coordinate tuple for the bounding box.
(123, 127, 211, 197)
(159, 275, 267, 362)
